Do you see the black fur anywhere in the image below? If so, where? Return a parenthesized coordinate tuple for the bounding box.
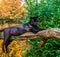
(0, 16, 46, 53)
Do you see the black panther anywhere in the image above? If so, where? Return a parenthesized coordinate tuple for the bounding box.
(0, 16, 46, 53)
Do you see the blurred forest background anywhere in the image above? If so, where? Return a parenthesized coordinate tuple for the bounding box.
(0, 0, 60, 57)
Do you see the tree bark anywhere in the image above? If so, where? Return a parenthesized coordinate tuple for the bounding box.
(13, 28, 60, 40)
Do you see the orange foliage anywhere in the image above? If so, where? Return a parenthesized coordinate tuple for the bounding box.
(0, 23, 19, 29)
(0, 0, 27, 19)
(0, 39, 29, 57)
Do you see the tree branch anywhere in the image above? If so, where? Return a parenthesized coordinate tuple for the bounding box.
(15, 28, 60, 48)
(12, 28, 60, 40)
(37, 28, 60, 39)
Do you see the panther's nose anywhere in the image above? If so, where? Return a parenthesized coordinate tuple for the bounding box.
(34, 22, 38, 24)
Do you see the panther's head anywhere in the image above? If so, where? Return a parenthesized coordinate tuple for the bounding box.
(29, 16, 39, 26)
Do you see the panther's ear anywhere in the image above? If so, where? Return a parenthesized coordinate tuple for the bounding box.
(34, 16, 38, 19)
(30, 17, 33, 19)
(30, 16, 38, 19)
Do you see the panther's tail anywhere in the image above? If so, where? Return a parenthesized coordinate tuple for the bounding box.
(0, 29, 4, 32)
(0, 29, 4, 38)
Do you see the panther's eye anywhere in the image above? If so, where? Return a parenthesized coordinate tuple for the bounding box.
(34, 19, 38, 22)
